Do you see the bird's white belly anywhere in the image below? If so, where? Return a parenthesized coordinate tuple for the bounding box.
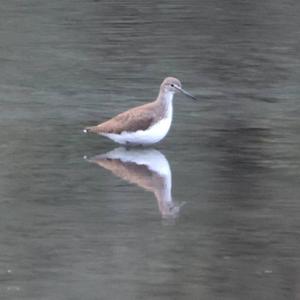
(103, 116, 172, 145)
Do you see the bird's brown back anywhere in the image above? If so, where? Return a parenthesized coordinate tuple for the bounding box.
(85, 101, 166, 134)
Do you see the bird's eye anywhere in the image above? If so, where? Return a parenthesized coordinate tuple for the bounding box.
(171, 84, 174, 87)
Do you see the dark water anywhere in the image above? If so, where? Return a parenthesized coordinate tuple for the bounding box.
(1, 0, 300, 299)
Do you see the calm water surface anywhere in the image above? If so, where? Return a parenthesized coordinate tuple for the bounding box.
(1, 0, 300, 299)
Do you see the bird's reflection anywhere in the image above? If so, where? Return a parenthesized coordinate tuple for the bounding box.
(85, 147, 183, 218)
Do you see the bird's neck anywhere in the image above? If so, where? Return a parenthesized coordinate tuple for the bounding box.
(156, 91, 174, 114)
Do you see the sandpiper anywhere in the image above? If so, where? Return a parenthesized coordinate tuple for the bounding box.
(83, 77, 196, 145)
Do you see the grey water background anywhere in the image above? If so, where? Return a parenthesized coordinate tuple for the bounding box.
(1, 0, 300, 299)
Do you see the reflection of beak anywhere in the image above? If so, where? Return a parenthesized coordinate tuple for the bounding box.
(174, 85, 197, 100)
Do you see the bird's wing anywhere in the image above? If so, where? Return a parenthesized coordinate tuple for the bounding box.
(88, 106, 156, 134)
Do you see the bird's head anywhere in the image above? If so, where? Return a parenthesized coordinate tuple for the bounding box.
(160, 77, 197, 100)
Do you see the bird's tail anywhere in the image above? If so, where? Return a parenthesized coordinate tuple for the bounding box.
(83, 126, 98, 134)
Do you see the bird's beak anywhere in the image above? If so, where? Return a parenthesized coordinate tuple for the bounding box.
(174, 85, 197, 100)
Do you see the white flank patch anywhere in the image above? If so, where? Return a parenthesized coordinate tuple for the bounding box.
(103, 101, 173, 145)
